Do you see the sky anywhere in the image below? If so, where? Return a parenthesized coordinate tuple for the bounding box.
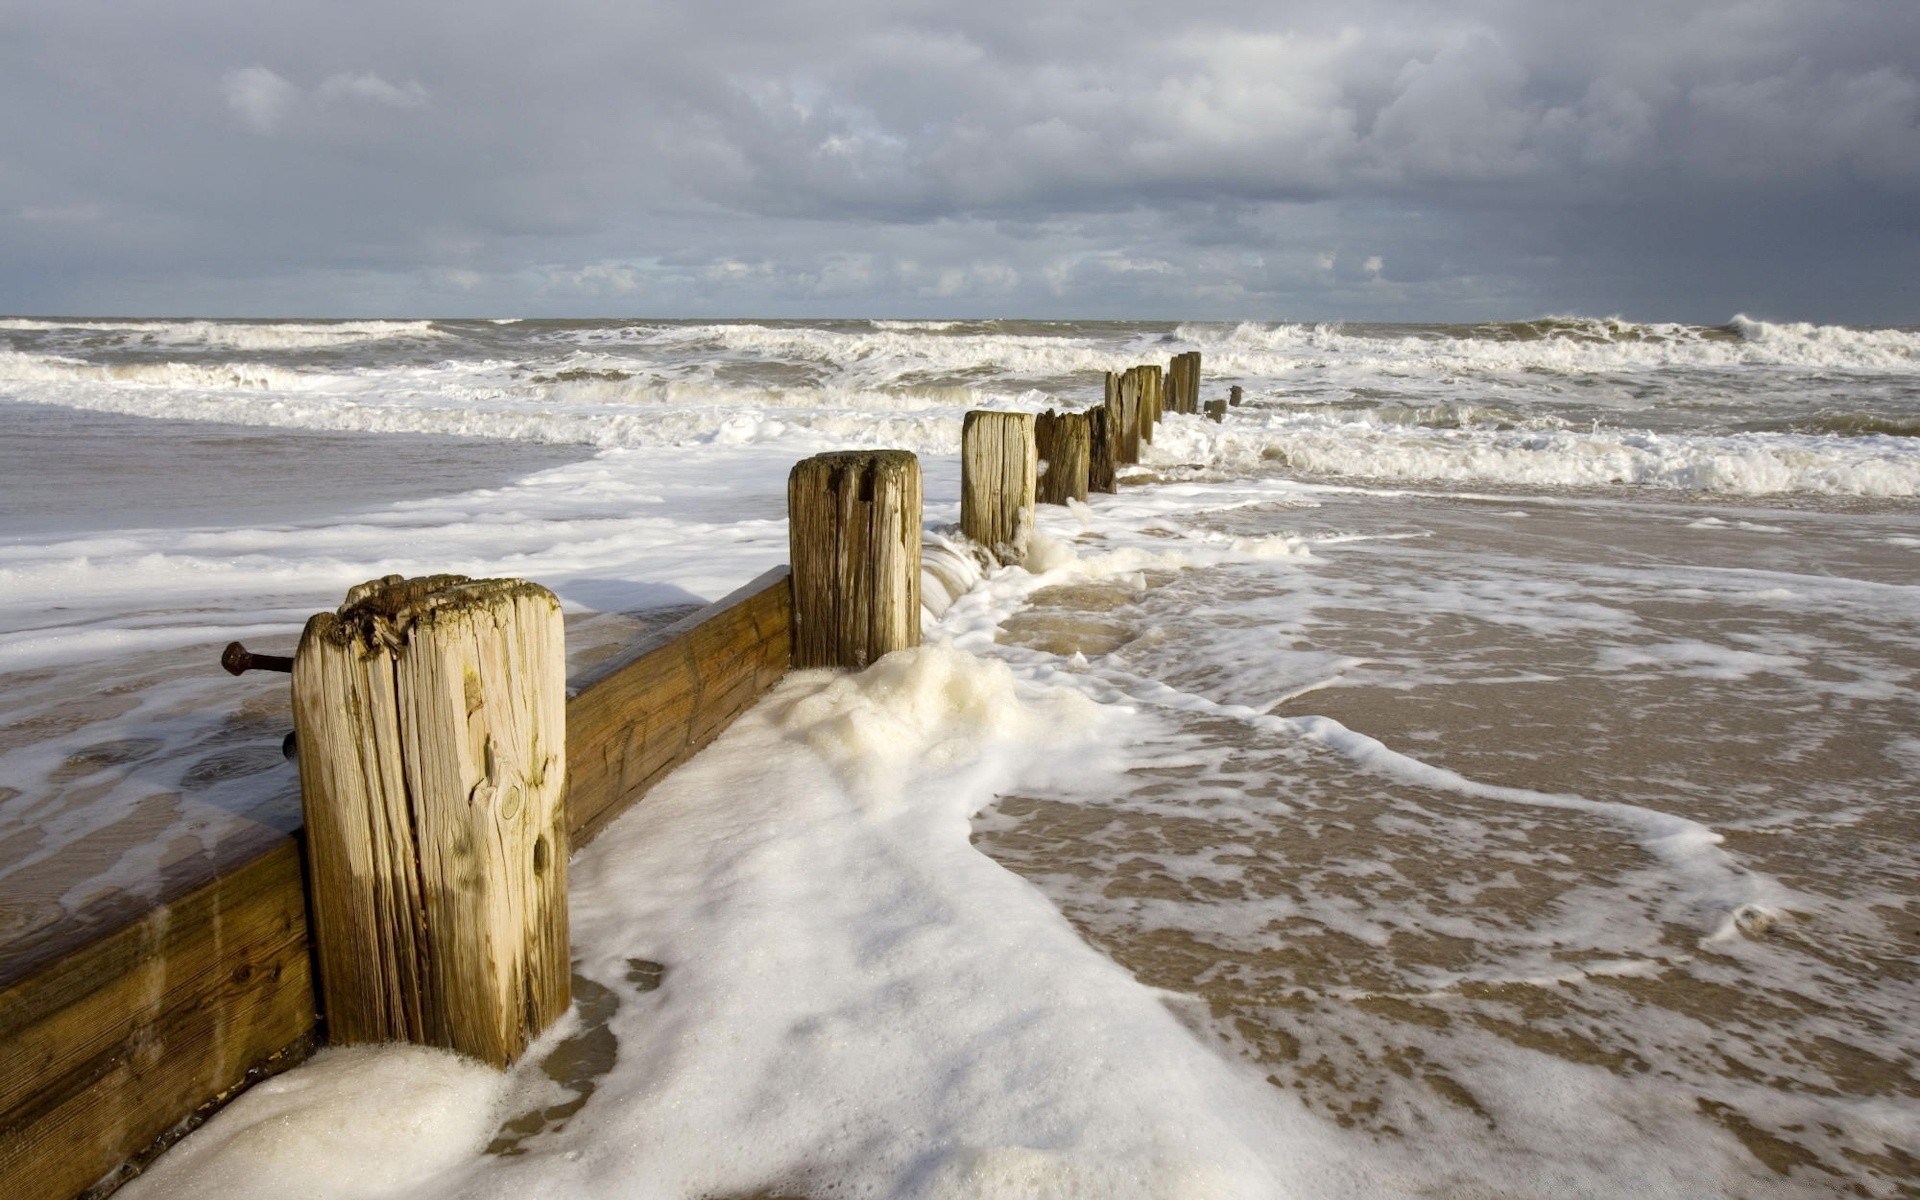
(2, 0, 1917, 323)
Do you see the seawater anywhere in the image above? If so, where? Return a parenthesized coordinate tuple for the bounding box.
(2, 315, 1917, 1198)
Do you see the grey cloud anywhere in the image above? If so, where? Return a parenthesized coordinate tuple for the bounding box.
(0, 0, 1915, 320)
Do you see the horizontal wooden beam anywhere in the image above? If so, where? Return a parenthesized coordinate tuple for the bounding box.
(0, 838, 318, 1200)
(566, 566, 793, 846)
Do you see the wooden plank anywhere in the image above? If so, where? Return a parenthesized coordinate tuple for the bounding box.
(0, 838, 318, 1200)
(566, 566, 794, 843)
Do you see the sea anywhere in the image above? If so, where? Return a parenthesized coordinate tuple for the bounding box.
(1, 315, 1916, 1199)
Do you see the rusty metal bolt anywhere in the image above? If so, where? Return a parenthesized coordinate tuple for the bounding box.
(221, 641, 294, 675)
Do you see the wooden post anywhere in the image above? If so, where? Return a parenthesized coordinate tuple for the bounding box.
(1169, 351, 1203, 414)
(292, 573, 570, 1069)
(1230, 384, 1243, 406)
(962, 410, 1037, 561)
(1167, 355, 1184, 416)
(788, 451, 922, 670)
(1205, 398, 1227, 422)
(1112, 371, 1141, 464)
(1036, 409, 1090, 504)
(1140, 364, 1162, 443)
(1087, 405, 1117, 494)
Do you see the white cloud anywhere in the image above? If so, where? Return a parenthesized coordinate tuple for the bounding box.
(222, 66, 296, 134)
(317, 73, 430, 109)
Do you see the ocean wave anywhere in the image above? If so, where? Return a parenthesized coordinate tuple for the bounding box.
(1151, 413, 1920, 497)
(0, 350, 352, 391)
(0, 318, 447, 351)
(538, 322, 1150, 381)
(0, 376, 982, 455)
(1171, 315, 1920, 375)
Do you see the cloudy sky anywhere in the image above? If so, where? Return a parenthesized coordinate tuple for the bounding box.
(3, 0, 1916, 321)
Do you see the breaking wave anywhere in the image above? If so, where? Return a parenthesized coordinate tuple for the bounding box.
(0, 318, 447, 352)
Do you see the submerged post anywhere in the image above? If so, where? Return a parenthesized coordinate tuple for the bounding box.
(1230, 384, 1243, 407)
(1036, 409, 1090, 504)
(1205, 398, 1227, 422)
(962, 410, 1037, 561)
(789, 450, 922, 669)
(292, 573, 570, 1069)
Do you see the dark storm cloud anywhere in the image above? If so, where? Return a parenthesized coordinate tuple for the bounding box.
(2, 0, 1915, 319)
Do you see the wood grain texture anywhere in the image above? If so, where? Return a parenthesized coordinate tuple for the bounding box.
(293, 574, 569, 1067)
(0, 839, 317, 1200)
(1034, 410, 1089, 505)
(566, 566, 794, 844)
(961, 410, 1037, 561)
(789, 452, 922, 670)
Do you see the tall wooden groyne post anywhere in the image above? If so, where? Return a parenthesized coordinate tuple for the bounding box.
(961, 410, 1037, 562)
(1035, 409, 1090, 504)
(1169, 351, 1202, 414)
(292, 574, 571, 1068)
(788, 450, 923, 669)
(1107, 372, 1142, 464)
(1088, 405, 1117, 494)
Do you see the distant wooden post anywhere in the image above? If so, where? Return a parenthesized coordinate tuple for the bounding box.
(1169, 351, 1202, 414)
(1230, 384, 1243, 407)
(1136, 364, 1152, 445)
(1036, 409, 1090, 504)
(788, 451, 922, 669)
(962, 410, 1037, 561)
(1112, 371, 1142, 464)
(1205, 398, 1227, 422)
(1088, 405, 1117, 494)
(292, 573, 570, 1069)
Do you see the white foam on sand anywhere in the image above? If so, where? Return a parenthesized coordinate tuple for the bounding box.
(121, 645, 1391, 1200)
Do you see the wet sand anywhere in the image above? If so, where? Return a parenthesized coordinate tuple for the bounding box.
(983, 486, 1920, 1196)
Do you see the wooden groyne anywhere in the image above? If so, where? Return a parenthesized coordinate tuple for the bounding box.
(0, 571, 796, 1200)
(0, 349, 1218, 1200)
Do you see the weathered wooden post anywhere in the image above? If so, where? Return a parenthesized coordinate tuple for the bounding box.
(962, 410, 1037, 561)
(1230, 384, 1243, 407)
(1036, 409, 1090, 504)
(1136, 364, 1152, 445)
(1113, 371, 1142, 464)
(1169, 351, 1203, 414)
(1088, 405, 1117, 494)
(292, 573, 570, 1069)
(788, 450, 922, 669)
(1205, 398, 1227, 422)
(1167, 355, 1184, 416)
